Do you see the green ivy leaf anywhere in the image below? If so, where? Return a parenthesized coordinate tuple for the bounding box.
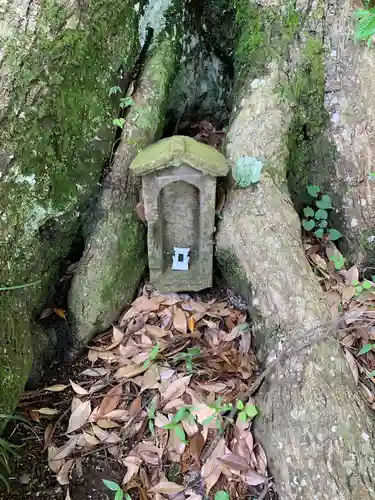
(174, 424, 188, 444)
(143, 358, 151, 369)
(119, 96, 134, 108)
(358, 343, 374, 355)
(363, 280, 372, 290)
(232, 156, 264, 187)
(328, 228, 343, 241)
(316, 195, 332, 209)
(103, 479, 121, 491)
(319, 220, 328, 228)
(202, 414, 216, 426)
(115, 490, 124, 500)
(108, 85, 122, 96)
(236, 400, 244, 410)
(245, 404, 258, 419)
(302, 219, 315, 231)
(303, 206, 315, 218)
(315, 209, 328, 220)
(163, 423, 176, 430)
(314, 228, 324, 239)
(238, 411, 247, 422)
(356, 285, 363, 293)
(352, 279, 359, 286)
(172, 407, 188, 424)
(307, 185, 320, 198)
(112, 117, 125, 129)
(186, 359, 193, 373)
(187, 347, 202, 356)
(366, 370, 375, 378)
(371, 275, 375, 283)
(149, 344, 159, 360)
(332, 254, 345, 270)
(148, 402, 156, 419)
(148, 419, 155, 436)
(355, 12, 375, 41)
(215, 492, 230, 500)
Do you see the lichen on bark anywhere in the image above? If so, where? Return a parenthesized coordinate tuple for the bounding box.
(0, 0, 140, 411)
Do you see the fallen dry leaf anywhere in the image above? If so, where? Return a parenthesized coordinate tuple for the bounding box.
(189, 432, 205, 465)
(70, 380, 88, 395)
(38, 408, 59, 416)
(201, 438, 226, 493)
(42, 423, 55, 453)
(149, 481, 185, 494)
(123, 455, 142, 485)
(96, 419, 121, 429)
(129, 396, 142, 417)
(48, 445, 65, 473)
(344, 348, 359, 385)
(218, 452, 249, 471)
(44, 384, 68, 392)
(115, 364, 147, 379)
(56, 459, 74, 485)
(162, 375, 191, 402)
(81, 367, 109, 377)
(113, 326, 125, 343)
(240, 468, 268, 486)
(51, 436, 79, 461)
(173, 307, 187, 334)
(88, 349, 99, 363)
(67, 400, 91, 434)
(146, 324, 169, 338)
(99, 383, 122, 416)
(138, 443, 162, 465)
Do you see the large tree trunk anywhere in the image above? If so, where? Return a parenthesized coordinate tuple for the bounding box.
(217, 1, 375, 498)
(0, 0, 139, 410)
(285, 0, 375, 264)
(68, 15, 184, 345)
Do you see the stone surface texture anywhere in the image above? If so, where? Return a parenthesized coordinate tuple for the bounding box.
(130, 136, 228, 292)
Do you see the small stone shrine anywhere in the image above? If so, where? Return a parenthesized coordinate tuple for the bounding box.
(130, 136, 229, 292)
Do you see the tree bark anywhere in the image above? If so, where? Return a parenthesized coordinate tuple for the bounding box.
(216, 3, 375, 496)
(0, 0, 139, 410)
(68, 22, 183, 346)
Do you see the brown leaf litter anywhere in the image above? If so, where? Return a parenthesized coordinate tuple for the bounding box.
(305, 238, 375, 409)
(14, 289, 271, 500)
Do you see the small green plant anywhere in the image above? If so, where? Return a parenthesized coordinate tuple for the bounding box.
(112, 117, 126, 129)
(215, 492, 230, 500)
(236, 400, 258, 423)
(103, 479, 131, 500)
(302, 185, 342, 241)
(353, 7, 375, 47)
(358, 343, 375, 355)
(119, 96, 134, 109)
(172, 347, 202, 373)
(163, 407, 195, 444)
(108, 86, 122, 96)
(0, 413, 29, 491)
(202, 397, 233, 432)
(329, 253, 346, 271)
(143, 344, 160, 369)
(352, 275, 375, 296)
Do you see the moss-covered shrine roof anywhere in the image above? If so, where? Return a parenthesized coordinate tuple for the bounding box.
(129, 135, 229, 177)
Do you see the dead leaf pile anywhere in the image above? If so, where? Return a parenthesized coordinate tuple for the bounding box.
(305, 239, 375, 406)
(23, 289, 270, 499)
